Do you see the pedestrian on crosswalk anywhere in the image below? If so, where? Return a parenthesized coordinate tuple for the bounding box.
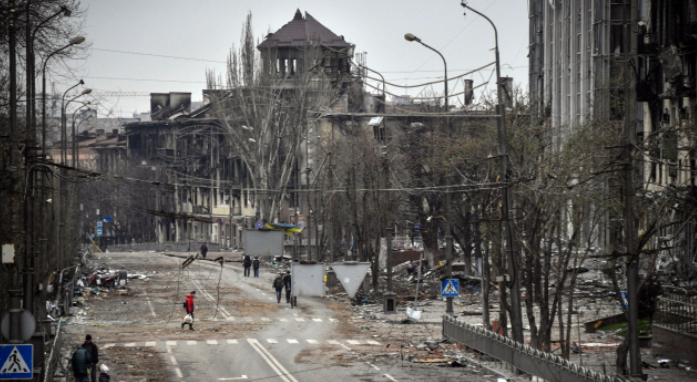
(273, 274, 284, 303)
(283, 271, 292, 303)
(181, 291, 196, 331)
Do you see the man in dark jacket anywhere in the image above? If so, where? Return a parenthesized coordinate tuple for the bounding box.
(283, 271, 292, 303)
(72, 344, 92, 382)
(83, 334, 99, 382)
(181, 291, 196, 330)
(252, 257, 260, 277)
(243, 255, 252, 277)
(273, 274, 284, 303)
(200, 243, 208, 259)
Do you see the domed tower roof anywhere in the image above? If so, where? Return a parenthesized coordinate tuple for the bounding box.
(257, 9, 351, 50)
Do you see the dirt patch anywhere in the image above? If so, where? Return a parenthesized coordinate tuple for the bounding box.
(294, 344, 338, 364)
(231, 299, 278, 315)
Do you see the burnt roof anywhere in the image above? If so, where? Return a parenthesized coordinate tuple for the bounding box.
(257, 9, 351, 49)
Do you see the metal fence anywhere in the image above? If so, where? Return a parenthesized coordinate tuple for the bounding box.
(110, 241, 221, 252)
(442, 315, 628, 382)
(43, 320, 64, 382)
(655, 291, 697, 334)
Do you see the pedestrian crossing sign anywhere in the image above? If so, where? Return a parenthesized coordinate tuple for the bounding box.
(441, 279, 459, 297)
(0, 344, 33, 380)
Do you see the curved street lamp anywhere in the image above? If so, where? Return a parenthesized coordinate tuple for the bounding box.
(42, 36, 86, 152)
(404, 32, 453, 314)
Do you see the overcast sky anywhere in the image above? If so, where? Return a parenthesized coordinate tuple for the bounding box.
(69, 0, 529, 118)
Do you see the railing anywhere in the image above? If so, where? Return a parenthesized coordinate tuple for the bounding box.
(656, 291, 697, 334)
(442, 315, 627, 382)
(111, 241, 221, 252)
(43, 320, 64, 382)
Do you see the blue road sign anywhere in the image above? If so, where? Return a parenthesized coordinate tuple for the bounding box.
(441, 279, 459, 297)
(255, 221, 264, 229)
(0, 344, 33, 379)
(101, 216, 114, 223)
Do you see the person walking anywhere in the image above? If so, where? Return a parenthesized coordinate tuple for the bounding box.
(181, 291, 196, 330)
(200, 243, 208, 259)
(243, 255, 252, 277)
(83, 334, 99, 382)
(283, 271, 292, 303)
(71, 344, 92, 382)
(252, 257, 260, 277)
(273, 274, 284, 303)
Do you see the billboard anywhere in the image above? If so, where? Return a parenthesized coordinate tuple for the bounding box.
(243, 229, 283, 258)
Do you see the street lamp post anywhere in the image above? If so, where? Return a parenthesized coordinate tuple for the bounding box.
(461, 1, 524, 344)
(42, 36, 86, 152)
(62, 86, 90, 165)
(404, 33, 454, 314)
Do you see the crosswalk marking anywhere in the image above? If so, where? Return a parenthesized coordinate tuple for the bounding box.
(226, 316, 236, 321)
(261, 317, 270, 321)
(295, 318, 305, 322)
(243, 317, 253, 322)
(312, 318, 322, 322)
(175, 367, 183, 378)
(329, 318, 338, 322)
(102, 338, 382, 348)
(279, 318, 288, 322)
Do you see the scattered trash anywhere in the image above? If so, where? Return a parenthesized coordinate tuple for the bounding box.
(406, 307, 422, 321)
(658, 359, 671, 368)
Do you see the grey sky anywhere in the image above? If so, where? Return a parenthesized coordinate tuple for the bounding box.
(72, 0, 529, 117)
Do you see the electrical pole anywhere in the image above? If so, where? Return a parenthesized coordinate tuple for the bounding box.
(461, 2, 523, 343)
(624, 0, 641, 376)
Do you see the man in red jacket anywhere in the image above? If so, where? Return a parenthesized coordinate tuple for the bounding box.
(181, 291, 196, 331)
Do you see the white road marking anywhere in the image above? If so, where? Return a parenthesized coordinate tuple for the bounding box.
(261, 317, 271, 321)
(287, 339, 299, 344)
(145, 341, 157, 347)
(312, 318, 322, 322)
(125, 343, 136, 347)
(143, 289, 157, 318)
(340, 344, 351, 350)
(226, 316, 236, 321)
(175, 367, 183, 378)
(367, 340, 381, 345)
(217, 377, 248, 381)
(255, 289, 260, 291)
(220, 307, 233, 317)
(329, 318, 338, 322)
(347, 340, 360, 345)
(327, 340, 340, 345)
(366, 362, 380, 371)
(292, 313, 298, 316)
(227, 339, 239, 344)
(266, 339, 278, 344)
(170, 355, 178, 365)
(104, 344, 114, 349)
(166, 346, 173, 354)
(279, 318, 288, 322)
(268, 298, 273, 300)
(384, 374, 397, 382)
(207, 340, 219, 345)
(186, 341, 197, 345)
(295, 318, 305, 322)
(262, 293, 266, 296)
(247, 339, 299, 382)
(306, 339, 318, 344)
(243, 317, 253, 322)
(166, 341, 177, 346)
